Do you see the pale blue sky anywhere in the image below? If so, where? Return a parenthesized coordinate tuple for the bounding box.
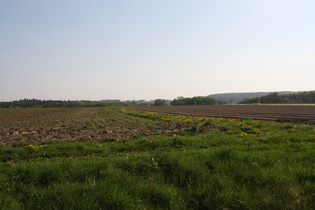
(1, 0, 314, 101)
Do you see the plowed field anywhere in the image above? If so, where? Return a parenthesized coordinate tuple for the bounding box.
(128, 105, 315, 125)
(0, 107, 198, 146)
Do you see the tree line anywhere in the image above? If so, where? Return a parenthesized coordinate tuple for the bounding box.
(5, 91, 313, 108)
(0, 99, 150, 108)
(207, 91, 294, 104)
(238, 91, 315, 104)
(171, 96, 227, 105)
(153, 96, 227, 106)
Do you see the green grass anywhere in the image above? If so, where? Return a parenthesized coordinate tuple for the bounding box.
(0, 108, 314, 209)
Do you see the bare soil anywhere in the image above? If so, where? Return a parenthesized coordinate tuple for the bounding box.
(0, 107, 207, 146)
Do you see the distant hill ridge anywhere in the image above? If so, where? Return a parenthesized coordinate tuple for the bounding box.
(207, 91, 295, 104)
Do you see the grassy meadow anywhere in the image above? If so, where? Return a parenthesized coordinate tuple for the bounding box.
(0, 107, 314, 209)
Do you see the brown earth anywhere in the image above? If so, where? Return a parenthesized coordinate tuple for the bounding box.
(0, 107, 206, 146)
(127, 105, 315, 125)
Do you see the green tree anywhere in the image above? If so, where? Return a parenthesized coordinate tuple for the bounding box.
(154, 99, 167, 106)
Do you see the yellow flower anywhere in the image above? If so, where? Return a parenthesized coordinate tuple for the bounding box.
(149, 141, 153, 143)
(239, 132, 248, 137)
(25, 144, 36, 149)
(25, 145, 34, 148)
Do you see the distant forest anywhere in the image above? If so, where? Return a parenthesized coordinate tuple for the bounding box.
(0, 97, 226, 108)
(207, 91, 294, 104)
(0, 99, 150, 108)
(170, 96, 227, 106)
(238, 91, 315, 104)
(1, 91, 314, 108)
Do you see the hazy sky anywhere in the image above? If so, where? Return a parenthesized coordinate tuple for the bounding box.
(1, 0, 314, 101)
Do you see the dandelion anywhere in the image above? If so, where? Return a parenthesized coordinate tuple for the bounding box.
(149, 141, 153, 143)
(239, 132, 248, 137)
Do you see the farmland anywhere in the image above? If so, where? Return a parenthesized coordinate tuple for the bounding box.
(0, 107, 194, 147)
(128, 104, 315, 125)
(0, 107, 315, 209)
